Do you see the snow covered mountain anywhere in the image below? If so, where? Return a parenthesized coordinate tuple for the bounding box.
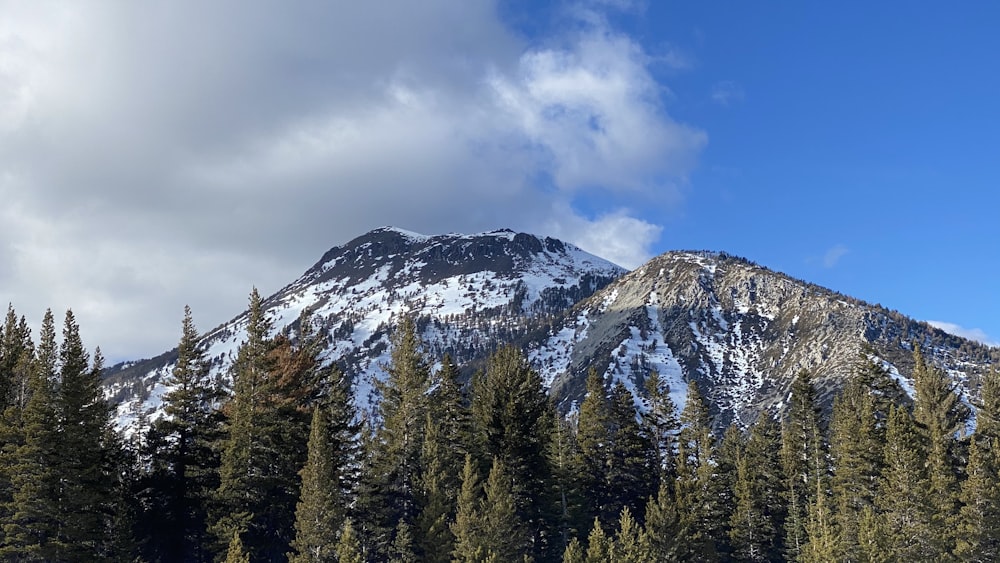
(529, 251, 997, 429)
(103, 227, 625, 429)
(104, 229, 997, 433)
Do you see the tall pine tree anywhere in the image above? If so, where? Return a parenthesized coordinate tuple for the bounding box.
(780, 370, 825, 561)
(673, 380, 722, 561)
(359, 316, 432, 558)
(472, 345, 556, 560)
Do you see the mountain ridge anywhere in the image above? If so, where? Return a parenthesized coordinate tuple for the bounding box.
(103, 227, 997, 432)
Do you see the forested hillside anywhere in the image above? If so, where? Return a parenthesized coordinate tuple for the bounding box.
(1, 297, 998, 562)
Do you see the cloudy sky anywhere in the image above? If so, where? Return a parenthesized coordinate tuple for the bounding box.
(1, 1, 998, 360)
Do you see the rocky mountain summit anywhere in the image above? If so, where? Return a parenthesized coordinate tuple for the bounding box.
(103, 227, 625, 428)
(530, 251, 996, 428)
(104, 229, 997, 431)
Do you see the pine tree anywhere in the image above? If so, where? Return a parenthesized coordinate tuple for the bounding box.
(213, 289, 272, 552)
(801, 470, 837, 563)
(354, 317, 432, 558)
(224, 530, 251, 563)
(955, 436, 1000, 560)
(780, 370, 825, 561)
(673, 380, 721, 562)
(976, 367, 1000, 441)
(548, 410, 587, 551)
(727, 418, 782, 562)
(613, 506, 651, 562)
(472, 345, 555, 560)
(605, 381, 656, 525)
(575, 367, 610, 524)
(583, 518, 611, 563)
(213, 289, 313, 561)
(54, 311, 117, 560)
(416, 354, 469, 561)
(289, 407, 343, 563)
(416, 414, 455, 563)
(451, 455, 487, 563)
(641, 370, 678, 483)
(911, 346, 966, 554)
(562, 537, 584, 563)
(644, 482, 680, 561)
(480, 457, 529, 562)
(0, 305, 33, 544)
(429, 353, 470, 479)
(828, 371, 883, 561)
(876, 404, 936, 559)
(390, 520, 419, 563)
(336, 518, 365, 563)
(2, 309, 61, 560)
(955, 368, 1000, 561)
(141, 305, 221, 562)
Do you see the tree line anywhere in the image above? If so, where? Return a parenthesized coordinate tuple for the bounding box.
(0, 293, 998, 562)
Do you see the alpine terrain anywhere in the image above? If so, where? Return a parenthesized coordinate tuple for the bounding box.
(103, 227, 625, 429)
(104, 228, 997, 431)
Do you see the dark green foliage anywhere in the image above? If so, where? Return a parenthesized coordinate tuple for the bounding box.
(728, 418, 783, 562)
(54, 313, 121, 560)
(911, 346, 966, 553)
(644, 482, 680, 561)
(956, 436, 1000, 560)
(416, 414, 456, 563)
(336, 518, 365, 563)
(575, 367, 610, 524)
(548, 410, 587, 550)
(139, 306, 222, 562)
(605, 381, 656, 524)
(212, 290, 313, 561)
(289, 408, 344, 562)
(472, 345, 555, 560)
(0, 306, 33, 546)
(2, 310, 61, 560)
(640, 370, 678, 483)
(2, 310, 126, 560)
(416, 354, 469, 561)
(828, 366, 884, 561)
(673, 380, 722, 562)
(780, 370, 825, 561)
(876, 404, 937, 559)
(360, 316, 432, 557)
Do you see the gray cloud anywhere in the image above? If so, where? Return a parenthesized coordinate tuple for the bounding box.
(0, 1, 705, 360)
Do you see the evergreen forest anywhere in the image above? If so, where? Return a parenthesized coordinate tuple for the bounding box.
(1, 291, 998, 562)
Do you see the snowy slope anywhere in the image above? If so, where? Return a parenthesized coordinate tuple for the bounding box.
(530, 251, 996, 428)
(103, 227, 625, 430)
(104, 235, 997, 434)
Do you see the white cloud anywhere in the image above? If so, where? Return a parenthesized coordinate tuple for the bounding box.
(0, 1, 705, 360)
(823, 244, 849, 268)
(710, 80, 744, 106)
(544, 206, 662, 269)
(926, 321, 998, 347)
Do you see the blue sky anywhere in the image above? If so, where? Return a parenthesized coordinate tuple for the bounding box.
(507, 1, 1000, 344)
(0, 1, 997, 358)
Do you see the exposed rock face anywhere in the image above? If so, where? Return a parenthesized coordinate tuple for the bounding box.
(530, 251, 995, 428)
(102, 227, 625, 429)
(103, 232, 996, 433)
